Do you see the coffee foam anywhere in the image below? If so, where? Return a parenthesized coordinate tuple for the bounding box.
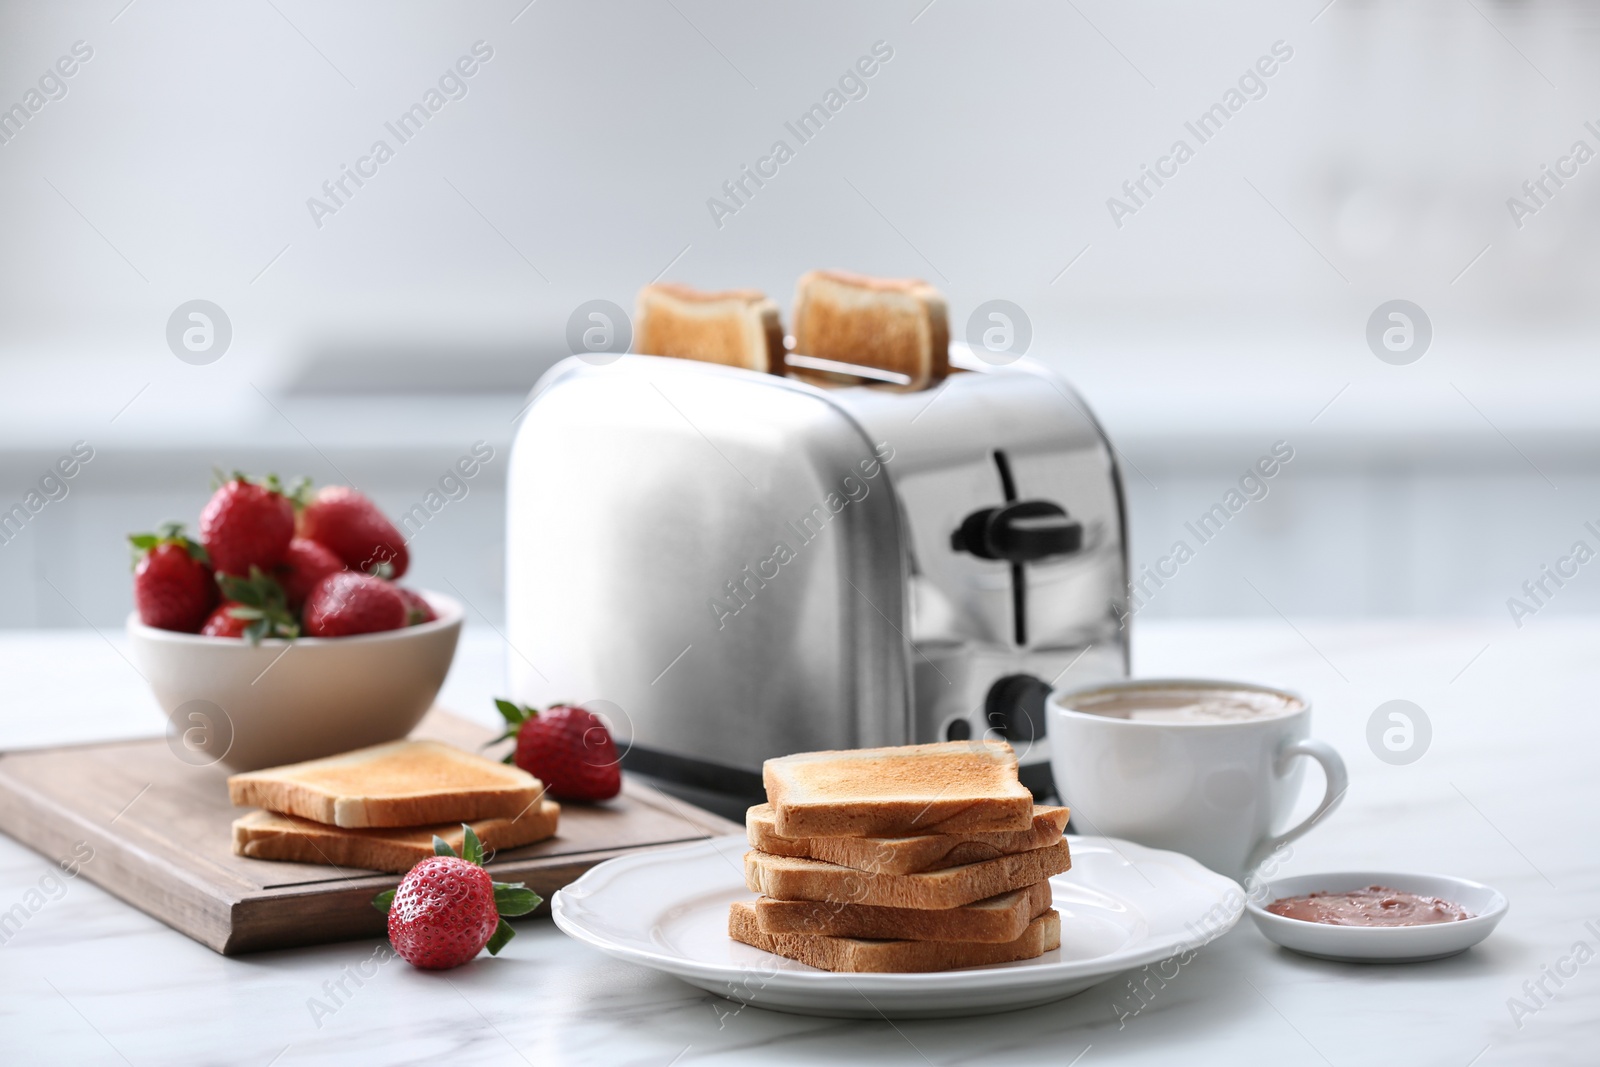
(1069, 686, 1303, 724)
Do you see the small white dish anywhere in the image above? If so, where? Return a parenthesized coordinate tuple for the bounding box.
(1245, 871, 1508, 963)
(552, 833, 1246, 1019)
(126, 591, 462, 771)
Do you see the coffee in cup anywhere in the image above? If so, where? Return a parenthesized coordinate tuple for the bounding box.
(1048, 679, 1346, 881)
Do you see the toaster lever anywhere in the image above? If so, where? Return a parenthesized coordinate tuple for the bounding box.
(950, 500, 1083, 563)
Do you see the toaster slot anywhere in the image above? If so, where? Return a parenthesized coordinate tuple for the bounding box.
(948, 450, 1085, 647)
(996, 450, 1026, 646)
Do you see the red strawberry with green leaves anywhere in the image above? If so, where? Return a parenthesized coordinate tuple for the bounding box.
(302, 571, 407, 637)
(129, 523, 216, 632)
(297, 485, 409, 579)
(199, 472, 299, 577)
(396, 587, 436, 626)
(276, 537, 345, 610)
(372, 825, 540, 970)
(213, 568, 301, 643)
(200, 603, 249, 638)
(493, 700, 622, 801)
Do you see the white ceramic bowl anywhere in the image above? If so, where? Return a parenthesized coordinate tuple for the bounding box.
(126, 591, 462, 771)
(1245, 871, 1509, 963)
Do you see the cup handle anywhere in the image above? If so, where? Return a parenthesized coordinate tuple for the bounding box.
(1244, 738, 1348, 874)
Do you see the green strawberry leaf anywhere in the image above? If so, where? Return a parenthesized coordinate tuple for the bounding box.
(432, 835, 456, 858)
(480, 726, 520, 749)
(217, 568, 298, 642)
(127, 523, 209, 569)
(494, 699, 525, 724)
(492, 883, 542, 917)
(285, 475, 314, 510)
(485, 917, 516, 956)
(501, 752, 515, 766)
(371, 888, 396, 914)
(460, 824, 484, 866)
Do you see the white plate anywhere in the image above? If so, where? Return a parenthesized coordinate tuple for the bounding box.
(1245, 871, 1509, 963)
(551, 834, 1245, 1018)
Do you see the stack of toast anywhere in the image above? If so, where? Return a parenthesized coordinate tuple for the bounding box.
(731, 740, 1071, 973)
(228, 740, 560, 873)
(634, 270, 950, 391)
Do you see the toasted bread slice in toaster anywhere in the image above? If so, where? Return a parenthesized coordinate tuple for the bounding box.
(744, 840, 1071, 910)
(752, 880, 1053, 943)
(232, 800, 560, 872)
(634, 282, 785, 372)
(746, 802, 1068, 874)
(227, 740, 546, 829)
(789, 270, 950, 390)
(729, 901, 1060, 972)
(762, 740, 1033, 838)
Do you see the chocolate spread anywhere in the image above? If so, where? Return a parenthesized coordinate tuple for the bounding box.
(1265, 886, 1471, 926)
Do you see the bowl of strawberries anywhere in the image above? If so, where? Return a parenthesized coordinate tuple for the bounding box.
(126, 472, 462, 771)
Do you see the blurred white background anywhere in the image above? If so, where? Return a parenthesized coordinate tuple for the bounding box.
(2, 0, 1598, 631)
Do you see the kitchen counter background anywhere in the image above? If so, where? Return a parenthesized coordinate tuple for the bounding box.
(2, 617, 1594, 1066)
(3, 348, 1598, 633)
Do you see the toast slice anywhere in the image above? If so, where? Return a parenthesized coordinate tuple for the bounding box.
(789, 270, 950, 390)
(227, 740, 545, 829)
(744, 840, 1071, 910)
(747, 802, 1068, 875)
(231, 801, 561, 873)
(634, 282, 785, 373)
(763, 740, 1033, 838)
(753, 880, 1052, 943)
(729, 901, 1059, 973)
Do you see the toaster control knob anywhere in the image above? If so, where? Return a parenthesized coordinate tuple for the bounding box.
(985, 674, 1051, 744)
(951, 501, 1083, 563)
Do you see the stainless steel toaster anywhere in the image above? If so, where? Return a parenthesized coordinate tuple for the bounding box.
(504, 348, 1129, 801)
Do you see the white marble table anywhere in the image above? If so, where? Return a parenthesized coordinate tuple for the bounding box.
(1, 619, 1595, 1066)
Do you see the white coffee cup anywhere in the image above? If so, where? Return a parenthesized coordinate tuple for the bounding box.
(1047, 678, 1347, 882)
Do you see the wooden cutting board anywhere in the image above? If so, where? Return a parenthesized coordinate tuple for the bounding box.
(0, 710, 740, 954)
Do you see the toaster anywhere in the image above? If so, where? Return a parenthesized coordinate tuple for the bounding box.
(504, 348, 1129, 802)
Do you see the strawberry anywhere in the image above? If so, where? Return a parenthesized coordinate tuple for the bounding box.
(276, 537, 345, 610)
(493, 700, 622, 801)
(199, 472, 297, 577)
(129, 523, 216, 632)
(372, 826, 540, 970)
(396, 587, 436, 626)
(302, 571, 407, 637)
(214, 568, 301, 643)
(200, 603, 250, 638)
(297, 485, 408, 579)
